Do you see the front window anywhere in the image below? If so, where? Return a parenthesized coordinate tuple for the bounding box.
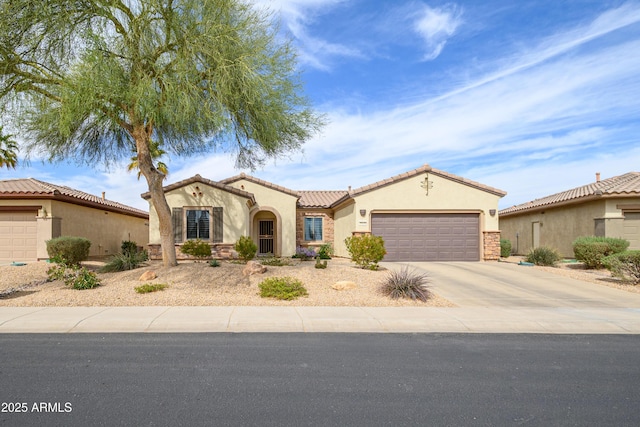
(304, 217, 323, 241)
(186, 209, 210, 240)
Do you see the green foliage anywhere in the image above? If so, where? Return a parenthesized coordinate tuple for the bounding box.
(235, 236, 258, 262)
(573, 236, 630, 269)
(180, 239, 212, 261)
(500, 239, 512, 258)
(0, 126, 18, 169)
(121, 241, 139, 257)
(258, 277, 308, 301)
(344, 234, 387, 270)
(317, 243, 333, 260)
(315, 259, 328, 269)
(46, 236, 91, 266)
(100, 251, 148, 273)
(603, 251, 640, 284)
(380, 267, 432, 302)
(47, 261, 100, 290)
(135, 284, 168, 294)
(260, 256, 292, 266)
(294, 246, 316, 261)
(209, 259, 221, 268)
(525, 246, 561, 266)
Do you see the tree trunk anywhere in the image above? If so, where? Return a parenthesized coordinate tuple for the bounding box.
(133, 126, 178, 267)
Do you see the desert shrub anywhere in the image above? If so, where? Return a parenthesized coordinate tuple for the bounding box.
(380, 267, 431, 302)
(47, 261, 101, 290)
(525, 246, 561, 266)
(209, 259, 220, 267)
(235, 236, 257, 262)
(259, 277, 308, 300)
(315, 259, 327, 269)
(603, 251, 640, 284)
(317, 243, 333, 260)
(344, 234, 386, 270)
(294, 246, 316, 261)
(573, 236, 630, 269)
(121, 240, 139, 256)
(260, 256, 292, 266)
(46, 236, 91, 266)
(500, 239, 512, 258)
(180, 239, 212, 261)
(135, 283, 168, 294)
(100, 251, 148, 272)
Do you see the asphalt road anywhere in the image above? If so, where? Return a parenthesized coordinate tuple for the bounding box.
(1, 333, 639, 426)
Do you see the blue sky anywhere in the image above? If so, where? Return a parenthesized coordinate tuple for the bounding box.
(3, 0, 640, 211)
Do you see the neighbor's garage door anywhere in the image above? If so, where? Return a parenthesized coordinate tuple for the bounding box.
(0, 212, 38, 262)
(371, 213, 480, 262)
(623, 212, 640, 250)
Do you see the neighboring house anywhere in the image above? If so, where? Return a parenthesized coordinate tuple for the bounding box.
(499, 172, 640, 257)
(143, 164, 506, 262)
(0, 178, 149, 262)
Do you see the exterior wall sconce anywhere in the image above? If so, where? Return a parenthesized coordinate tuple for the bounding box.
(360, 209, 366, 217)
(421, 173, 433, 196)
(489, 209, 496, 216)
(192, 186, 203, 198)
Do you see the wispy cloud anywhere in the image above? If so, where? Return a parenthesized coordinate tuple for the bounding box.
(412, 3, 464, 60)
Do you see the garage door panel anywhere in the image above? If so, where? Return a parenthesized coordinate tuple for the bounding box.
(371, 213, 479, 262)
(0, 211, 38, 262)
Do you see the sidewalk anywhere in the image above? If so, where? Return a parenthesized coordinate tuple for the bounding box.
(1, 306, 639, 333)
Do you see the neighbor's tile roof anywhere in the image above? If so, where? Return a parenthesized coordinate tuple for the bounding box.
(0, 178, 148, 218)
(499, 172, 640, 216)
(298, 191, 350, 209)
(141, 174, 256, 203)
(350, 164, 507, 197)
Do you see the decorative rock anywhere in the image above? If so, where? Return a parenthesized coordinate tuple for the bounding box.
(331, 281, 357, 291)
(242, 260, 267, 276)
(139, 271, 157, 281)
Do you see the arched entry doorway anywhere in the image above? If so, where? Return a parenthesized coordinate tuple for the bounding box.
(251, 208, 281, 256)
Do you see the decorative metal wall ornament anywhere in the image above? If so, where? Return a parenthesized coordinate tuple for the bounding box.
(421, 173, 434, 196)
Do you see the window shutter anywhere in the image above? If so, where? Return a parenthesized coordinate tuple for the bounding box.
(172, 208, 183, 243)
(213, 207, 223, 243)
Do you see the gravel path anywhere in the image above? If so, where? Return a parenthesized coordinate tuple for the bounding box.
(1, 258, 636, 307)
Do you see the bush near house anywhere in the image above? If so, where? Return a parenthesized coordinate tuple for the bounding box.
(603, 251, 640, 284)
(47, 261, 101, 290)
(500, 239, 512, 258)
(100, 251, 149, 272)
(121, 240, 139, 256)
(344, 234, 386, 270)
(46, 236, 91, 266)
(317, 243, 333, 260)
(180, 239, 212, 261)
(525, 246, 561, 266)
(235, 236, 257, 262)
(572, 236, 630, 269)
(294, 246, 316, 261)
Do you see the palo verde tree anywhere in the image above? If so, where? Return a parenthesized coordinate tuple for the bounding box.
(0, 0, 324, 267)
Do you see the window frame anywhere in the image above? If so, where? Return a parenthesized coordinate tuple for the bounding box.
(304, 216, 323, 242)
(184, 207, 213, 241)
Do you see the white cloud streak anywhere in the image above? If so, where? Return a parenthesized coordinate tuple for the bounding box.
(413, 3, 464, 60)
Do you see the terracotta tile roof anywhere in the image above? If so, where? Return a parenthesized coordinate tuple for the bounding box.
(499, 172, 640, 216)
(298, 191, 350, 208)
(350, 164, 507, 197)
(141, 174, 256, 204)
(0, 178, 148, 218)
(219, 173, 300, 198)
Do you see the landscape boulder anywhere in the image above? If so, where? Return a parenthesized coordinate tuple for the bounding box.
(139, 271, 157, 281)
(331, 281, 357, 291)
(242, 261, 267, 276)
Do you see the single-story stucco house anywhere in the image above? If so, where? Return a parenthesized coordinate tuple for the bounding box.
(0, 178, 149, 262)
(142, 164, 506, 262)
(499, 172, 640, 257)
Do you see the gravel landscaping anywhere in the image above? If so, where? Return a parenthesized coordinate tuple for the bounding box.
(0, 258, 453, 307)
(1, 257, 637, 307)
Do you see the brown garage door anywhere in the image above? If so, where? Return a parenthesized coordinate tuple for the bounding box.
(0, 212, 38, 262)
(371, 213, 480, 262)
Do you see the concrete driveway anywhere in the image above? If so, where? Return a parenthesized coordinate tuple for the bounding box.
(383, 261, 640, 308)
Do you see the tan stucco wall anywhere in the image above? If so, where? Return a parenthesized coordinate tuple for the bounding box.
(332, 173, 502, 258)
(225, 179, 298, 256)
(51, 201, 149, 258)
(499, 200, 606, 258)
(148, 183, 250, 245)
(1, 199, 147, 260)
